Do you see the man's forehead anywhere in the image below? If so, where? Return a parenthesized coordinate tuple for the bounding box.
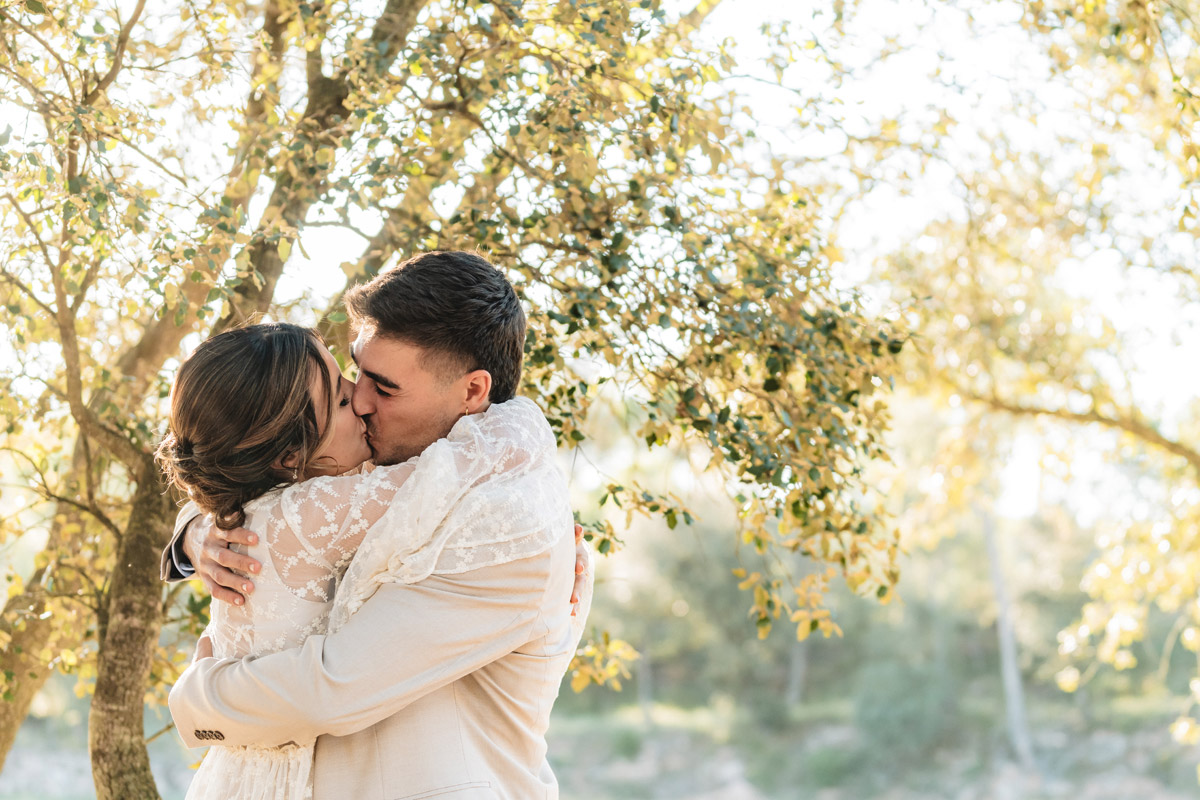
(353, 327, 403, 360)
(351, 329, 427, 379)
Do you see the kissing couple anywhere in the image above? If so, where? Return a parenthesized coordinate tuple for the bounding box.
(158, 250, 594, 800)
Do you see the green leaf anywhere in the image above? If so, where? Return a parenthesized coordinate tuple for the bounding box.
(326, 311, 348, 324)
(25, 0, 46, 13)
(0, 125, 11, 146)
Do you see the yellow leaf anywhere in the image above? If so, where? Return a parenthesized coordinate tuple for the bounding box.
(1055, 667, 1080, 693)
(1172, 717, 1200, 745)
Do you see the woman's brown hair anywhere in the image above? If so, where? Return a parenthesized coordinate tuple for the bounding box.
(156, 323, 337, 530)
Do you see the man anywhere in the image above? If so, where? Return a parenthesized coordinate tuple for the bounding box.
(163, 251, 592, 799)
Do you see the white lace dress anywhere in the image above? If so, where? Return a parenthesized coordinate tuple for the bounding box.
(183, 397, 563, 800)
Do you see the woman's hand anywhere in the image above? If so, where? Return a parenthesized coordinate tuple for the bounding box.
(182, 516, 263, 606)
(193, 634, 213, 662)
(571, 523, 590, 617)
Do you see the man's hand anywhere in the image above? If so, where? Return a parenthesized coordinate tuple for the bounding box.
(571, 523, 589, 617)
(182, 516, 263, 606)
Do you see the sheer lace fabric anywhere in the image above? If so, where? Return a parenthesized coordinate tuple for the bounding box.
(184, 397, 563, 800)
(329, 397, 569, 630)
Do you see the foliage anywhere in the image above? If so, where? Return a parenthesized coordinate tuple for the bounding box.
(569, 631, 639, 694)
(831, 0, 1200, 760)
(854, 660, 960, 761)
(0, 0, 902, 794)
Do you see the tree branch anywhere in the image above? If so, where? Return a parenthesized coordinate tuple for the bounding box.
(109, 1, 289, 394)
(45, 236, 147, 476)
(365, 0, 428, 71)
(2, 193, 58, 276)
(967, 391, 1200, 475)
(0, 265, 55, 317)
(82, 0, 149, 105)
(0, 447, 123, 540)
(10, 18, 80, 102)
(216, 0, 432, 331)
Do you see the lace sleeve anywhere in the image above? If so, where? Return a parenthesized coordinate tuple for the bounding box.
(329, 397, 565, 630)
(267, 398, 551, 601)
(265, 461, 417, 600)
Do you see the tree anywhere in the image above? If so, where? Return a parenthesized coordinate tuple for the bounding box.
(840, 0, 1200, 754)
(0, 0, 902, 794)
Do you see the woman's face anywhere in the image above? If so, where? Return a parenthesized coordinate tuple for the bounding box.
(309, 346, 372, 475)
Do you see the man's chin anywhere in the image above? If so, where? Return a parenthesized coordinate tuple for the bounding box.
(368, 445, 405, 467)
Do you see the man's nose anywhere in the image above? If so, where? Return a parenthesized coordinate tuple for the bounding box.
(351, 383, 373, 417)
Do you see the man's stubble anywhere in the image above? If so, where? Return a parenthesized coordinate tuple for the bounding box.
(367, 406, 464, 466)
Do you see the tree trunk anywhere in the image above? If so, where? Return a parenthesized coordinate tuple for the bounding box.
(0, 583, 73, 770)
(0, 501, 92, 770)
(982, 512, 1036, 771)
(88, 463, 175, 800)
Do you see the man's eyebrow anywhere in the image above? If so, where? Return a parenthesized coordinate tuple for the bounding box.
(361, 367, 400, 391)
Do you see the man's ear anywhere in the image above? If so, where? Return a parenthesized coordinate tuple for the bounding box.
(462, 369, 492, 414)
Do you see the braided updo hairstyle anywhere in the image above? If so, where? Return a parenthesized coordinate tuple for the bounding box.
(156, 323, 337, 530)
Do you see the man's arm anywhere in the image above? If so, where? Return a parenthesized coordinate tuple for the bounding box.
(169, 540, 569, 748)
(160, 503, 203, 582)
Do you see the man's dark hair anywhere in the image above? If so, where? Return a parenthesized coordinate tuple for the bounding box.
(344, 251, 526, 403)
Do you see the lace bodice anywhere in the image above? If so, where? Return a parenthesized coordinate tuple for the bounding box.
(187, 398, 565, 800)
(203, 397, 562, 660)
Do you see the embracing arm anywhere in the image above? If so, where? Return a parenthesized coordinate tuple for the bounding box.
(159, 502, 202, 582)
(168, 541, 568, 748)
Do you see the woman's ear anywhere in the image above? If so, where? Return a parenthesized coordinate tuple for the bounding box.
(462, 369, 492, 414)
(272, 450, 300, 478)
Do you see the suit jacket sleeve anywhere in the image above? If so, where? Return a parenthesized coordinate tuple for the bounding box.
(160, 501, 203, 582)
(168, 544, 559, 748)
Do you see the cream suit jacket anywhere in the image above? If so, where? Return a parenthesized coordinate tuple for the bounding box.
(164, 515, 591, 800)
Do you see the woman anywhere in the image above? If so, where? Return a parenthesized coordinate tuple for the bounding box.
(157, 322, 570, 800)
